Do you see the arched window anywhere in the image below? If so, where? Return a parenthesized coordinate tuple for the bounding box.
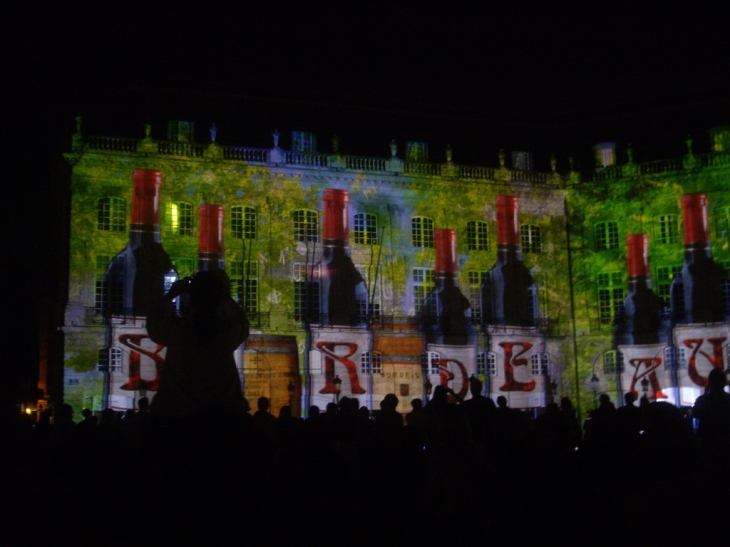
(165, 202, 194, 236)
(232, 206, 257, 239)
(466, 221, 489, 251)
(354, 212, 378, 245)
(293, 209, 319, 242)
(97, 197, 126, 232)
(595, 221, 619, 251)
(411, 216, 434, 248)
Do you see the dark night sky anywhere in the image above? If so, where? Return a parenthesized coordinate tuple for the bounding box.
(4, 3, 730, 397)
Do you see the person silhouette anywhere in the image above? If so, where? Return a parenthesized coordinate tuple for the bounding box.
(147, 270, 249, 417)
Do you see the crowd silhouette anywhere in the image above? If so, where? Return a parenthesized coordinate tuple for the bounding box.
(6, 377, 730, 545)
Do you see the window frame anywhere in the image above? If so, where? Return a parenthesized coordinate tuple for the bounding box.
(595, 221, 619, 251)
(353, 212, 378, 245)
(165, 202, 194, 236)
(411, 216, 434, 248)
(97, 197, 126, 232)
(232, 205, 257, 240)
(293, 209, 319, 243)
(520, 224, 542, 254)
(466, 221, 489, 251)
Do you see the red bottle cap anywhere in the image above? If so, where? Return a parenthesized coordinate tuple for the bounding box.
(626, 234, 650, 278)
(682, 193, 710, 245)
(496, 195, 520, 246)
(198, 205, 224, 254)
(323, 188, 350, 243)
(435, 229, 458, 274)
(132, 169, 163, 226)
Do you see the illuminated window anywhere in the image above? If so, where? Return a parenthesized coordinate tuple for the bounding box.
(655, 265, 681, 303)
(354, 213, 378, 245)
(232, 206, 257, 239)
(294, 262, 320, 321)
(165, 202, 193, 236)
(413, 267, 435, 315)
(467, 221, 489, 251)
(595, 222, 619, 251)
(477, 352, 486, 376)
(531, 354, 541, 375)
(467, 271, 486, 323)
(521, 225, 541, 253)
(230, 260, 259, 314)
(655, 215, 679, 244)
(293, 209, 319, 242)
(361, 351, 383, 374)
(412, 216, 434, 248)
(97, 197, 126, 232)
(597, 271, 623, 324)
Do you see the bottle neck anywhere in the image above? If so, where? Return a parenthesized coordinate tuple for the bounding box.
(198, 253, 224, 271)
(684, 242, 713, 261)
(435, 271, 459, 288)
(627, 275, 652, 291)
(129, 223, 161, 246)
(496, 243, 524, 262)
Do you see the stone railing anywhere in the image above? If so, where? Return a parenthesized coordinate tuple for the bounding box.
(157, 141, 205, 158)
(511, 170, 547, 185)
(579, 166, 623, 183)
(404, 162, 442, 176)
(284, 151, 328, 167)
(86, 136, 139, 153)
(639, 158, 683, 175)
(222, 146, 270, 163)
(458, 165, 496, 180)
(344, 155, 388, 172)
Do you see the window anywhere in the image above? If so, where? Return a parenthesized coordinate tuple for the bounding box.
(716, 261, 730, 316)
(294, 263, 320, 321)
(230, 260, 259, 314)
(595, 221, 619, 251)
(520, 225, 541, 254)
(171, 257, 194, 279)
(467, 271, 487, 323)
(356, 265, 380, 318)
(291, 131, 317, 152)
(354, 213, 378, 245)
(232, 206, 257, 239)
(165, 202, 193, 236)
(530, 353, 550, 375)
(603, 350, 622, 374)
(413, 267, 435, 315)
(422, 351, 441, 374)
(488, 352, 497, 376)
(467, 221, 489, 251)
(597, 271, 623, 324)
(412, 216, 434, 248)
(406, 142, 429, 162)
(97, 347, 122, 372)
(655, 265, 681, 303)
(361, 351, 383, 374)
(97, 197, 126, 232)
(293, 209, 319, 242)
(655, 215, 679, 244)
(94, 253, 125, 315)
(477, 352, 486, 377)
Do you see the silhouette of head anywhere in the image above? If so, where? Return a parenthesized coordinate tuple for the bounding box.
(708, 368, 727, 392)
(382, 393, 399, 412)
(624, 392, 636, 406)
(308, 405, 320, 416)
(469, 376, 483, 397)
(497, 396, 507, 408)
(599, 393, 611, 406)
(189, 270, 227, 309)
(411, 398, 423, 411)
(560, 397, 573, 412)
(257, 396, 270, 412)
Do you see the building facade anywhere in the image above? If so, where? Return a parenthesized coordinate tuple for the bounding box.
(58, 118, 730, 417)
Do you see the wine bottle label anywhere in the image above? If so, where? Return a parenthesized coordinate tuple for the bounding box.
(673, 323, 730, 405)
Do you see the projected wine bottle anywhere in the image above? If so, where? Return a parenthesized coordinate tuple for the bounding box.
(481, 195, 536, 327)
(101, 169, 177, 407)
(671, 193, 728, 324)
(422, 229, 472, 345)
(321, 188, 368, 326)
(103, 169, 177, 318)
(198, 204, 225, 271)
(614, 234, 666, 345)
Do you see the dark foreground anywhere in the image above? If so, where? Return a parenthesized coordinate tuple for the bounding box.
(4, 402, 730, 546)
